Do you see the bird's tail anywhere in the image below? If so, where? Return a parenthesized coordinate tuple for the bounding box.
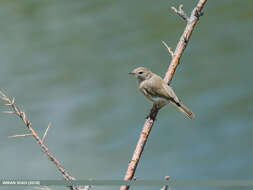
(171, 101, 195, 119)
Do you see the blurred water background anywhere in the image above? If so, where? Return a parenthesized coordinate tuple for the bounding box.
(0, 0, 252, 190)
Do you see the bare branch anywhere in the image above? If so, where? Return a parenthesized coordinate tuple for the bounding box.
(162, 40, 174, 57)
(165, 0, 207, 84)
(0, 91, 89, 190)
(42, 122, 52, 143)
(171, 4, 188, 21)
(8, 133, 33, 138)
(120, 1, 207, 190)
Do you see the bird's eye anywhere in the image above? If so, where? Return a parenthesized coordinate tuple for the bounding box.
(138, 71, 143, 74)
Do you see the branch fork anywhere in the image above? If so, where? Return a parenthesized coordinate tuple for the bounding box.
(172, 4, 204, 23)
(195, 9, 204, 18)
(171, 4, 189, 21)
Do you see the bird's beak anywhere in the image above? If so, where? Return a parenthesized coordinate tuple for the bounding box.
(128, 72, 135, 75)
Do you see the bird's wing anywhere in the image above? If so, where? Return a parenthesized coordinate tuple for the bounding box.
(142, 75, 171, 99)
(143, 75, 180, 103)
(162, 83, 180, 103)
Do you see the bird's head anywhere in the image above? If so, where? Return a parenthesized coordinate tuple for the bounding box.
(129, 67, 153, 82)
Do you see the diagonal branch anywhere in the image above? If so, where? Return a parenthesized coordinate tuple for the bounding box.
(165, 0, 207, 85)
(120, 1, 207, 190)
(0, 91, 86, 190)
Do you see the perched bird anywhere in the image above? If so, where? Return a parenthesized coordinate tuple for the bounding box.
(129, 67, 195, 119)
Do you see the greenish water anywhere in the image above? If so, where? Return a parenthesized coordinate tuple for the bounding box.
(0, 0, 253, 190)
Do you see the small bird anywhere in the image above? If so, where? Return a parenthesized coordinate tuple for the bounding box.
(129, 67, 195, 119)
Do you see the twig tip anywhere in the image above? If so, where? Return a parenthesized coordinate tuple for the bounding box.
(2, 111, 15, 114)
(171, 4, 188, 21)
(162, 40, 174, 57)
(42, 122, 52, 143)
(8, 133, 33, 138)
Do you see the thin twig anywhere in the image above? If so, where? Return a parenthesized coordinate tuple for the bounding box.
(42, 122, 52, 143)
(162, 40, 174, 57)
(120, 1, 207, 190)
(8, 133, 33, 138)
(171, 4, 189, 21)
(0, 90, 88, 190)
